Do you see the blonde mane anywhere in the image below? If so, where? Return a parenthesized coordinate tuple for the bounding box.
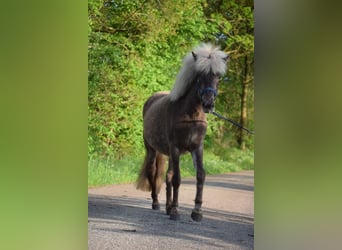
(169, 43, 228, 101)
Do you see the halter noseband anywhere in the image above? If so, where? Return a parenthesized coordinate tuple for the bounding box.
(196, 78, 218, 98)
(199, 87, 217, 97)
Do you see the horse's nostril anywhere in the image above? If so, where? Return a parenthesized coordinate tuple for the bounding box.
(202, 103, 215, 113)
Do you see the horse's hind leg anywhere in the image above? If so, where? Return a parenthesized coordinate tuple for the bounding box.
(153, 152, 165, 210)
(190, 146, 206, 222)
(166, 147, 181, 220)
(137, 141, 160, 210)
(145, 147, 161, 210)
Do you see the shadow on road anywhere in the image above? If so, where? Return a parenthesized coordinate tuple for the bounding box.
(88, 194, 254, 249)
(182, 179, 254, 191)
(182, 173, 254, 191)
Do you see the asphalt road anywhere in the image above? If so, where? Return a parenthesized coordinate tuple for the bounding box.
(88, 170, 254, 249)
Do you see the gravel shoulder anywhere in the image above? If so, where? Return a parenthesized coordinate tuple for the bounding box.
(88, 170, 254, 250)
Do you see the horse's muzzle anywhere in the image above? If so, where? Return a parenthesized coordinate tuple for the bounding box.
(202, 103, 215, 113)
(199, 87, 217, 113)
(201, 94, 215, 113)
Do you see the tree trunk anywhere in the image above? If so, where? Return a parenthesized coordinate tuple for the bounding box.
(238, 56, 249, 150)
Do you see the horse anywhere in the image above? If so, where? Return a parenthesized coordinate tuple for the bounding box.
(136, 43, 229, 221)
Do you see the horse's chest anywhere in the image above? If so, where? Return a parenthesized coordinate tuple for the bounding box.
(172, 122, 207, 151)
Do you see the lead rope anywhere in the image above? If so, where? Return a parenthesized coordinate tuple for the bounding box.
(211, 111, 254, 135)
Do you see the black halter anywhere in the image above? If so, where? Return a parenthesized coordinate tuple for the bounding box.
(199, 87, 217, 97)
(196, 78, 218, 97)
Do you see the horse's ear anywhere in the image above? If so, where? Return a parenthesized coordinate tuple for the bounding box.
(192, 51, 197, 61)
(223, 54, 229, 62)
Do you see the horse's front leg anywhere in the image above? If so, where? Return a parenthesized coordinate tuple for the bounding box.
(191, 145, 205, 222)
(166, 147, 181, 220)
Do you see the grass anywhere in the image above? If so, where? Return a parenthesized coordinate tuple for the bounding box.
(88, 148, 254, 187)
(88, 156, 142, 187)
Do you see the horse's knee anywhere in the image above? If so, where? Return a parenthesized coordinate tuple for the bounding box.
(172, 175, 181, 188)
(166, 170, 174, 188)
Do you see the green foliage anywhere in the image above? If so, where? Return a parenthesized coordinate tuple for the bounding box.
(88, 0, 254, 160)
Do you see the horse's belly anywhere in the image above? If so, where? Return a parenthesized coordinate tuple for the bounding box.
(144, 121, 207, 155)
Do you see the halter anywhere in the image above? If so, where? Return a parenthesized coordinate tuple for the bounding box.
(199, 87, 217, 97)
(196, 78, 218, 98)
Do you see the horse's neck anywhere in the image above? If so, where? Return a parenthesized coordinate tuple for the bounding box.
(176, 83, 206, 119)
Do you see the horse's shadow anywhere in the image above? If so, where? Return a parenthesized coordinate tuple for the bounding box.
(88, 194, 254, 249)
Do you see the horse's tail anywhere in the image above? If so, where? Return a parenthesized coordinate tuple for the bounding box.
(136, 153, 152, 191)
(136, 152, 165, 193)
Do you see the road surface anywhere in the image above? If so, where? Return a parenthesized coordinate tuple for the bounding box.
(88, 170, 254, 249)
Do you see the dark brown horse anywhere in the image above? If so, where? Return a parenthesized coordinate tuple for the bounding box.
(136, 43, 229, 221)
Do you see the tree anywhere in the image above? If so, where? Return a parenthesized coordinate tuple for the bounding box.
(203, 0, 254, 150)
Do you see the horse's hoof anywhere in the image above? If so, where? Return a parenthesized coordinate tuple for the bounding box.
(169, 207, 180, 220)
(166, 207, 172, 215)
(191, 209, 203, 222)
(169, 213, 180, 220)
(152, 203, 160, 210)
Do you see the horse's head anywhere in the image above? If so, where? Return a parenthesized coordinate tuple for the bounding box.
(192, 50, 229, 113)
(196, 72, 221, 113)
(169, 44, 229, 111)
